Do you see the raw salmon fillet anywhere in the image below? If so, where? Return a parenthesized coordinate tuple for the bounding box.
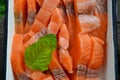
(47, 8, 64, 35)
(58, 24, 69, 49)
(88, 37, 104, 69)
(11, 34, 29, 80)
(24, 0, 36, 33)
(14, 0, 27, 34)
(70, 34, 91, 80)
(70, 34, 91, 69)
(57, 24, 73, 73)
(49, 51, 69, 80)
(90, 0, 108, 41)
(59, 49, 73, 73)
(62, 0, 76, 49)
(86, 37, 104, 80)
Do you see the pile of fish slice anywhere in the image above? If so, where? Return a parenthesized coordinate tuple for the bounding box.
(11, 0, 108, 80)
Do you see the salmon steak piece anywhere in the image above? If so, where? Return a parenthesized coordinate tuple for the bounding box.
(24, 0, 36, 33)
(49, 51, 69, 80)
(47, 8, 64, 35)
(86, 37, 104, 80)
(76, 14, 100, 34)
(90, 0, 108, 41)
(70, 34, 91, 80)
(11, 34, 30, 80)
(74, 0, 96, 14)
(14, 0, 27, 34)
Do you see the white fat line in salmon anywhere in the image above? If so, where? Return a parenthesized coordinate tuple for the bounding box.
(86, 68, 98, 78)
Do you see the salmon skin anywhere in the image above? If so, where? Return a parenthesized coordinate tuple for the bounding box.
(24, 0, 36, 33)
(14, 0, 27, 34)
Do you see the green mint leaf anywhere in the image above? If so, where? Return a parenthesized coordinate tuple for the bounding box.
(24, 34, 57, 71)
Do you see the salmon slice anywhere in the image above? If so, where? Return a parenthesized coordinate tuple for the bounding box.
(90, 1, 108, 41)
(49, 50, 69, 80)
(36, 0, 60, 26)
(88, 37, 104, 69)
(24, 0, 36, 33)
(47, 8, 64, 35)
(76, 15, 100, 33)
(11, 34, 29, 80)
(62, 0, 76, 49)
(58, 24, 69, 49)
(59, 49, 73, 73)
(36, 0, 44, 6)
(86, 37, 104, 80)
(70, 34, 91, 69)
(36, 8, 51, 26)
(70, 34, 91, 80)
(57, 23, 73, 73)
(14, 0, 27, 34)
(74, 0, 96, 14)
